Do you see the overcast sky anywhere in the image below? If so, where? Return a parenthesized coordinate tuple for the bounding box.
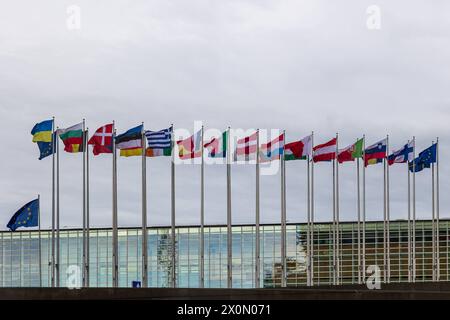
(1, 0, 449, 230)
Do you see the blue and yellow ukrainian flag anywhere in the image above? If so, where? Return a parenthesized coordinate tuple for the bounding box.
(31, 119, 55, 160)
(7, 198, 39, 231)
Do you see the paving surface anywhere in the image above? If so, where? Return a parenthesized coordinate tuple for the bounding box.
(1, 282, 450, 300)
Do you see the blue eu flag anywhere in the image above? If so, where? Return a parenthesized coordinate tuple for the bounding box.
(7, 199, 39, 231)
(37, 140, 55, 160)
(409, 143, 437, 173)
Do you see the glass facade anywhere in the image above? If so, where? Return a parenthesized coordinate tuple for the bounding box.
(0, 220, 449, 288)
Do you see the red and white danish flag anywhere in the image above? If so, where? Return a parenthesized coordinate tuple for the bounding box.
(88, 124, 114, 155)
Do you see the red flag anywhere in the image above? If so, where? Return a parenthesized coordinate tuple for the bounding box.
(313, 138, 337, 162)
(88, 124, 113, 155)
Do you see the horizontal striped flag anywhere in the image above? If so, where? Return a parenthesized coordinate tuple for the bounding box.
(116, 125, 143, 157)
(145, 127, 172, 157)
(31, 119, 55, 160)
(313, 137, 337, 162)
(57, 122, 85, 153)
(260, 133, 285, 162)
(364, 138, 387, 166)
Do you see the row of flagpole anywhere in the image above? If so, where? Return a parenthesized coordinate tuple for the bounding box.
(301, 134, 441, 286)
(36, 119, 441, 288)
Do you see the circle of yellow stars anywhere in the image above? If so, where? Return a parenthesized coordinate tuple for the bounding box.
(17, 207, 33, 225)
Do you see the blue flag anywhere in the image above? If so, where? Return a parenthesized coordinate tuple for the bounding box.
(7, 199, 39, 231)
(409, 143, 437, 172)
(36, 138, 56, 160)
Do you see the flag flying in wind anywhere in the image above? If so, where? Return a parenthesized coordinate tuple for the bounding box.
(364, 138, 387, 166)
(409, 143, 437, 172)
(7, 199, 39, 231)
(388, 141, 414, 165)
(204, 130, 227, 158)
(115, 125, 143, 157)
(234, 131, 258, 162)
(284, 134, 312, 161)
(57, 123, 85, 153)
(313, 137, 337, 162)
(145, 127, 172, 157)
(260, 133, 285, 162)
(177, 130, 202, 159)
(337, 138, 364, 163)
(31, 119, 55, 160)
(88, 124, 113, 155)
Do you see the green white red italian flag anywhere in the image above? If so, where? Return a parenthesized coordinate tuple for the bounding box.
(284, 134, 312, 161)
(204, 130, 227, 158)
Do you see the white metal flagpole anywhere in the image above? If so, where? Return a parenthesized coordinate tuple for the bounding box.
(310, 131, 314, 286)
(432, 141, 436, 281)
(112, 123, 118, 287)
(56, 125, 60, 287)
(38, 194, 42, 287)
(335, 133, 340, 285)
(227, 127, 232, 288)
(306, 151, 311, 286)
(200, 126, 205, 288)
(82, 120, 86, 287)
(407, 139, 412, 283)
(412, 136, 416, 282)
(141, 125, 148, 288)
(332, 139, 336, 285)
(283, 141, 287, 287)
(86, 127, 90, 287)
(356, 138, 362, 285)
(384, 134, 391, 283)
(362, 134, 366, 283)
(387, 135, 391, 283)
(255, 129, 260, 288)
(281, 130, 287, 287)
(436, 137, 440, 280)
(51, 117, 56, 288)
(171, 125, 176, 288)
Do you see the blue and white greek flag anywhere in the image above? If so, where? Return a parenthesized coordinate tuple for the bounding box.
(145, 127, 172, 148)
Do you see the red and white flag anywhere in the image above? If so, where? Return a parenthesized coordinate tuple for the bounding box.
(88, 123, 113, 155)
(260, 133, 285, 163)
(234, 131, 258, 162)
(313, 137, 337, 162)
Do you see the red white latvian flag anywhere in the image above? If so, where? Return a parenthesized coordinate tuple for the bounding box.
(313, 137, 337, 162)
(234, 131, 258, 162)
(88, 123, 113, 155)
